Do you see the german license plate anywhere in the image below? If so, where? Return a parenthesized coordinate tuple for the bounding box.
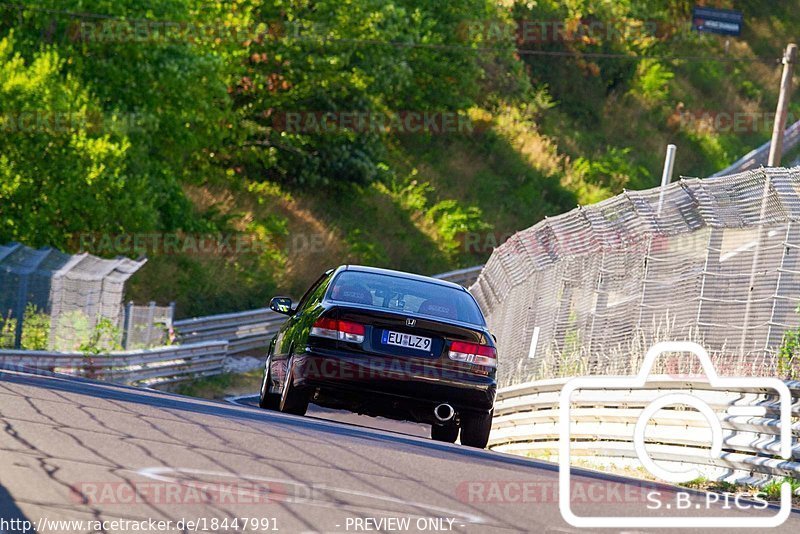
(381, 330, 432, 351)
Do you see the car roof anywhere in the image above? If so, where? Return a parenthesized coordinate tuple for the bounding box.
(337, 265, 467, 291)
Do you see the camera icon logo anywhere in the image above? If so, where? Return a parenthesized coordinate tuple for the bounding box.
(558, 341, 793, 529)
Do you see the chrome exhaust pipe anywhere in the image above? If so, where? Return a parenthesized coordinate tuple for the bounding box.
(434, 403, 455, 423)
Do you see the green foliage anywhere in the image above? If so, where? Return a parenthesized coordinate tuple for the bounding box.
(778, 326, 800, 380)
(573, 147, 649, 198)
(0, 311, 17, 348)
(0, 1, 235, 249)
(20, 304, 50, 350)
(427, 200, 491, 259)
(762, 478, 800, 501)
(52, 310, 91, 352)
(346, 228, 389, 265)
(390, 175, 491, 262)
(632, 61, 674, 104)
(226, 0, 525, 187)
(79, 317, 123, 356)
(0, 34, 152, 248)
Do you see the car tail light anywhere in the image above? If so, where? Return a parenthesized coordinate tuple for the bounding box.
(311, 317, 366, 343)
(448, 340, 496, 368)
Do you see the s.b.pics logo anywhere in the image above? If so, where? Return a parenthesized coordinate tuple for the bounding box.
(558, 342, 793, 529)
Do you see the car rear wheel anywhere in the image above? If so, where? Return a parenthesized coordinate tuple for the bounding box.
(430, 422, 459, 443)
(258, 355, 280, 410)
(279, 356, 310, 416)
(460, 409, 492, 448)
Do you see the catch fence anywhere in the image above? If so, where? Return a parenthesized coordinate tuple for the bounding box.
(0, 242, 150, 351)
(471, 167, 800, 387)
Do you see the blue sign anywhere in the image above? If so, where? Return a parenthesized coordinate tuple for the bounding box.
(692, 6, 743, 36)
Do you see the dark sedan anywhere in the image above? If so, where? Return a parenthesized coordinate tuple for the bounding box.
(259, 265, 497, 448)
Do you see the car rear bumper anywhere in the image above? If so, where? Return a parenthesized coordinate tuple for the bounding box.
(290, 348, 495, 422)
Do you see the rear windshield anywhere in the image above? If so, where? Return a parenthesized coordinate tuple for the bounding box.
(326, 271, 485, 326)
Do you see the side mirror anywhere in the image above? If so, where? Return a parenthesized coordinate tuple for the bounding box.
(270, 296, 294, 315)
(491, 333, 497, 343)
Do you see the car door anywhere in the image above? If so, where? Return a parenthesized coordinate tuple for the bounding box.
(271, 269, 334, 385)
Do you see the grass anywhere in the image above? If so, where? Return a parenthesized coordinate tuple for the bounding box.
(174, 369, 262, 400)
(682, 476, 800, 506)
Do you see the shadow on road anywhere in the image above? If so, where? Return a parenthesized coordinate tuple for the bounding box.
(0, 481, 35, 533)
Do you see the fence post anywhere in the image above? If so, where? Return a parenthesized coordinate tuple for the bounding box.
(739, 172, 773, 356)
(13, 276, 27, 350)
(122, 301, 134, 350)
(13, 248, 51, 349)
(657, 144, 677, 215)
(635, 234, 654, 335)
(586, 249, 608, 371)
(765, 222, 799, 350)
(168, 301, 176, 345)
(695, 228, 723, 335)
(145, 301, 156, 348)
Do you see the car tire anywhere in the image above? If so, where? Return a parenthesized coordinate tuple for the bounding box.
(430, 422, 459, 443)
(258, 355, 280, 410)
(279, 356, 310, 416)
(460, 409, 493, 448)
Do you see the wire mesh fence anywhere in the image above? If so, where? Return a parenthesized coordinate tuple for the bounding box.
(471, 167, 800, 387)
(0, 242, 154, 351)
(121, 301, 175, 350)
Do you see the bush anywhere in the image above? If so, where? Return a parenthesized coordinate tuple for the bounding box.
(20, 304, 50, 350)
(778, 326, 800, 379)
(0, 311, 17, 349)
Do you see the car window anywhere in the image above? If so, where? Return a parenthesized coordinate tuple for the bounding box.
(326, 271, 485, 326)
(296, 270, 333, 312)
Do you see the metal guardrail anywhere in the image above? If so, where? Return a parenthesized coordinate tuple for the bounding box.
(710, 119, 800, 177)
(0, 266, 487, 387)
(174, 265, 486, 356)
(489, 378, 800, 483)
(174, 308, 284, 355)
(435, 265, 484, 287)
(0, 340, 228, 386)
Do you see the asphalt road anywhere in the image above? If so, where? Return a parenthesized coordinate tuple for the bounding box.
(1, 369, 797, 534)
(227, 396, 431, 439)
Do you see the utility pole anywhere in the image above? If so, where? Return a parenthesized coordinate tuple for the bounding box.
(768, 43, 797, 166)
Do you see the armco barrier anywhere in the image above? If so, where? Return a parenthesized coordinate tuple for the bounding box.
(710, 119, 800, 177)
(175, 308, 285, 356)
(0, 267, 485, 387)
(435, 265, 485, 287)
(490, 378, 800, 484)
(0, 340, 228, 386)
(174, 265, 485, 355)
